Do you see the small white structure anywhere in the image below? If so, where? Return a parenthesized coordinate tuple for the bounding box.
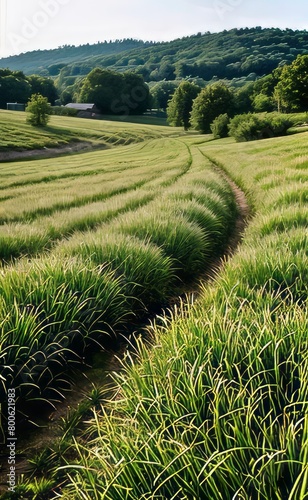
(65, 103, 100, 118)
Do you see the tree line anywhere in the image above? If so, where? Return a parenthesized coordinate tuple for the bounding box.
(0, 39, 154, 76)
(0, 69, 57, 108)
(0, 67, 151, 116)
(2, 54, 308, 132)
(54, 27, 308, 91)
(166, 55, 308, 133)
(3, 27, 307, 107)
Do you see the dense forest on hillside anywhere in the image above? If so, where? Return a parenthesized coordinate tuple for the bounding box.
(0, 39, 153, 76)
(2, 27, 308, 122)
(1, 27, 308, 85)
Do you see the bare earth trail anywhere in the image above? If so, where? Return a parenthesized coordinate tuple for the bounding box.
(0, 141, 251, 491)
(200, 149, 250, 262)
(0, 141, 108, 162)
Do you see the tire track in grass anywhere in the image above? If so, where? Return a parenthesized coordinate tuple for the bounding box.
(195, 147, 250, 273)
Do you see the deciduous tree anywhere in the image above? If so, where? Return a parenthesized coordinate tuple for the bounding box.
(27, 75, 58, 105)
(167, 81, 200, 130)
(151, 81, 178, 111)
(0, 70, 31, 109)
(26, 93, 52, 127)
(190, 82, 233, 133)
(274, 55, 308, 111)
(79, 68, 150, 115)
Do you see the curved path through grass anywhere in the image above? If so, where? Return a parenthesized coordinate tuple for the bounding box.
(59, 132, 306, 500)
(0, 132, 246, 496)
(2, 125, 306, 499)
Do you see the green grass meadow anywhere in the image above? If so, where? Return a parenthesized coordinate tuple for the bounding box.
(0, 114, 237, 410)
(0, 110, 176, 152)
(61, 133, 307, 500)
(0, 112, 307, 499)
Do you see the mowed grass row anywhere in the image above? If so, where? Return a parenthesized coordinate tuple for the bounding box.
(0, 111, 175, 152)
(57, 133, 308, 500)
(0, 139, 191, 261)
(0, 141, 237, 412)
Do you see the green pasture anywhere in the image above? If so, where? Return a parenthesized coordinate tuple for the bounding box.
(0, 114, 307, 499)
(58, 132, 307, 500)
(0, 128, 237, 416)
(0, 110, 175, 152)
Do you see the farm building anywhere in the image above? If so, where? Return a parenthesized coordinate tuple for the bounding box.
(65, 103, 99, 117)
(7, 103, 26, 111)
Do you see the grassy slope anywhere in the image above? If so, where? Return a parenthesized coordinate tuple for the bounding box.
(0, 110, 174, 151)
(57, 132, 308, 499)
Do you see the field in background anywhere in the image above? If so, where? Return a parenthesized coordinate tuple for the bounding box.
(98, 113, 168, 126)
(0, 110, 175, 152)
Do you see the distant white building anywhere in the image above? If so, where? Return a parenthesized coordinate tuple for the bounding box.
(65, 103, 99, 117)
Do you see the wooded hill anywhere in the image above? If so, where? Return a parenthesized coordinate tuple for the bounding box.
(0, 39, 153, 76)
(1, 27, 308, 85)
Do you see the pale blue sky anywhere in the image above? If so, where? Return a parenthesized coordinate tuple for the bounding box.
(0, 0, 308, 57)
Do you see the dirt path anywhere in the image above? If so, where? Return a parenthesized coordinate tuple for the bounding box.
(0, 149, 251, 492)
(0, 141, 108, 162)
(184, 149, 251, 292)
(210, 157, 250, 257)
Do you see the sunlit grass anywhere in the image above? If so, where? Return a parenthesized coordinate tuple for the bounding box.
(56, 131, 308, 499)
(1, 117, 307, 499)
(0, 110, 176, 152)
(0, 256, 130, 403)
(0, 135, 236, 416)
(57, 231, 175, 313)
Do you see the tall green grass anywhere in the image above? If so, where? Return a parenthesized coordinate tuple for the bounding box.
(57, 132, 308, 499)
(116, 212, 210, 282)
(0, 257, 130, 404)
(0, 137, 237, 417)
(61, 294, 308, 500)
(58, 231, 175, 313)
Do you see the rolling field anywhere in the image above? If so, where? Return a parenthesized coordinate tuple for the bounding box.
(0, 125, 237, 419)
(56, 132, 306, 500)
(0, 110, 177, 152)
(0, 116, 307, 499)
